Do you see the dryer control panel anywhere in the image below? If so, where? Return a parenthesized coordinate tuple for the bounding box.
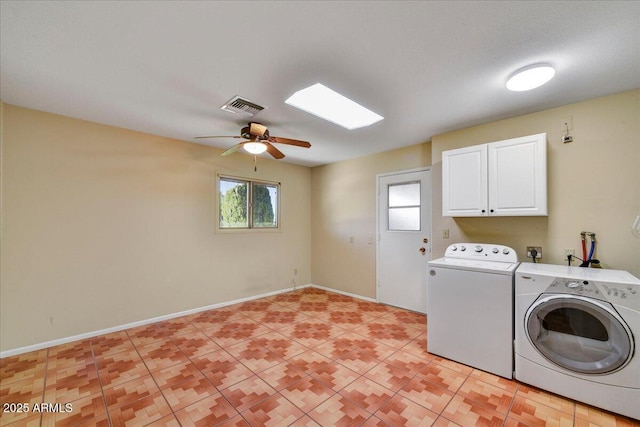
(546, 278, 639, 305)
(546, 278, 602, 298)
(600, 283, 638, 301)
(516, 262, 640, 310)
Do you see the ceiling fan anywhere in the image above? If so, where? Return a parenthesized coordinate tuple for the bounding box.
(195, 122, 311, 160)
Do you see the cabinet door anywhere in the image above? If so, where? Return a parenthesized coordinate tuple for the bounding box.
(442, 144, 488, 216)
(488, 133, 547, 216)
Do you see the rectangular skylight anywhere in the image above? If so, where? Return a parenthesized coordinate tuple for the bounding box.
(285, 83, 383, 130)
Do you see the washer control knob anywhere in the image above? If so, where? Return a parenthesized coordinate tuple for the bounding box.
(502, 248, 510, 255)
(460, 246, 466, 251)
(474, 245, 483, 253)
(451, 246, 457, 251)
(492, 247, 499, 254)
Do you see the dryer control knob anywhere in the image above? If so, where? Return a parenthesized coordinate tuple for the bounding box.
(492, 247, 499, 254)
(460, 246, 466, 251)
(451, 246, 457, 251)
(474, 245, 483, 253)
(502, 248, 510, 255)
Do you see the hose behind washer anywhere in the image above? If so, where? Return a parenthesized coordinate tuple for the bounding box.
(587, 234, 596, 262)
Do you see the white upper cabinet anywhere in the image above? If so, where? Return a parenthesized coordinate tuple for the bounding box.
(442, 144, 488, 216)
(442, 133, 547, 217)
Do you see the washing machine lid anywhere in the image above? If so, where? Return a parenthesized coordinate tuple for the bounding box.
(429, 257, 519, 274)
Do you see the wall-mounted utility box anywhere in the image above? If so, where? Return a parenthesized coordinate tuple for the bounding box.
(442, 133, 547, 217)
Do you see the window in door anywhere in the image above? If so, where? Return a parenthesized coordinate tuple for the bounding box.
(388, 181, 421, 231)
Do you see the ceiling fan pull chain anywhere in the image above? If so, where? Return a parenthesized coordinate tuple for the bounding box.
(254, 155, 258, 172)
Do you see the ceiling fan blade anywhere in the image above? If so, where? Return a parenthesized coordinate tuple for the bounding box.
(268, 136, 311, 148)
(194, 135, 242, 139)
(265, 142, 285, 159)
(249, 122, 268, 137)
(220, 142, 245, 156)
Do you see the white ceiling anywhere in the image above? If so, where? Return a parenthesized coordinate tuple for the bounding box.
(1, 1, 639, 167)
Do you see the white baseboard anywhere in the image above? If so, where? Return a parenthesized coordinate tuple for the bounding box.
(309, 283, 377, 303)
(1, 284, 312, 358)
(0, 283, 375, 358)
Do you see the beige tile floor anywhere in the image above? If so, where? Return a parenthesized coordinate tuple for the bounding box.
(1, 287, 638, 426)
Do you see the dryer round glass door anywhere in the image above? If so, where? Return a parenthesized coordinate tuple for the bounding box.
(525, 294, 634, 374)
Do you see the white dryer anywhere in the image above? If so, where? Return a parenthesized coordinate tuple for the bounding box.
(427, 243, 519, 379)
(515, 263, 640, 420)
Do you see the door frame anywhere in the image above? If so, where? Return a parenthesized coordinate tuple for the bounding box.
(375, 167, 432, 306)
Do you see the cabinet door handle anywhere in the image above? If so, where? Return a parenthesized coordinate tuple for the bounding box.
(481, 209, 486, 213)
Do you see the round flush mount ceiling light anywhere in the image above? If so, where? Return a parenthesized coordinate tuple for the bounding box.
(244, 142, 268, 154)
(506, 64, 556, 91)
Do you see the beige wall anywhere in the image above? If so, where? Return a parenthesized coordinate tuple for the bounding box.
(310, 144, 431, 298)
(309, 89, 639, 302)
(0, 104, 311, 351)
(432, 89, 640, 276)
(2, 89, 638, 353)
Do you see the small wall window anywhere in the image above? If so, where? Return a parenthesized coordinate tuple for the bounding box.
(218, 176, 279, 229)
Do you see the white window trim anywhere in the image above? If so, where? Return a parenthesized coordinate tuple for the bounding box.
(215, 174, 281, 234)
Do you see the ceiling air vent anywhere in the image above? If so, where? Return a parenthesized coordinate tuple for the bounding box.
(220, 96, 266, 117)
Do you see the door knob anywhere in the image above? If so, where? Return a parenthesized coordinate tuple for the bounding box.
(419, 247, 426, 254)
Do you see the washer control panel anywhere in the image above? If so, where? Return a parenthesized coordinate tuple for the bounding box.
(445, 243, 518, 263)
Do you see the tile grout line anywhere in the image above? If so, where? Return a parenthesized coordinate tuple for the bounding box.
(502, 381, 523, 426)
(38, 348, 48, 427)
(90, 341, 113, 427)
(184, 315, 254, 425)
(130, 329, 181, 426)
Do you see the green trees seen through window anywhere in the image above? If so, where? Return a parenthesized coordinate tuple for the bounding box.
(219, 177, 278, 229)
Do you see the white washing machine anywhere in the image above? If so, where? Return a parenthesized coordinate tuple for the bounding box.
(515, 263, 640, 420)
(427, 243, 519, 379)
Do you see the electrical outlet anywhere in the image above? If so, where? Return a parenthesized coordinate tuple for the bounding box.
(526, 246, 542, 259)
(563, 249, 575, 260)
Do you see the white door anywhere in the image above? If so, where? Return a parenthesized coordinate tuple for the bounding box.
(377, 169, 431, 313)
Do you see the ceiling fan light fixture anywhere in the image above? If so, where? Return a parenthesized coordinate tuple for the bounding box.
(243, 141, 268, 154)
(506, 64, 555, 91)
(285, 83, 383, 130)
